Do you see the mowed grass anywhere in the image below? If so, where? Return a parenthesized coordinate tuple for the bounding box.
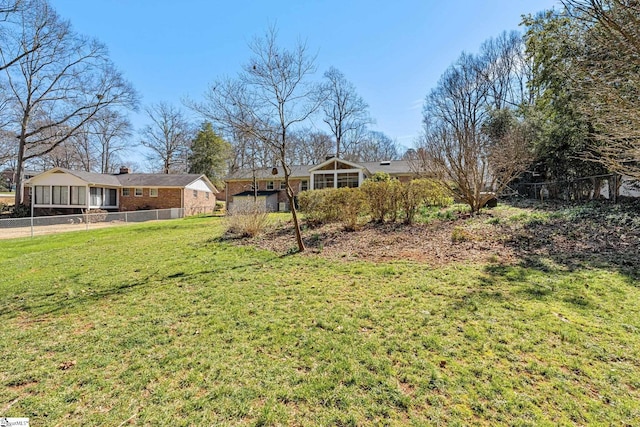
(1, 216, 639, 426)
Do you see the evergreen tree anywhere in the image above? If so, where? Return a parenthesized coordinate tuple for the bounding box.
(188, 121, 231, 187)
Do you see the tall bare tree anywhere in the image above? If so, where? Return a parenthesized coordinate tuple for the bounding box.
(1, 0, 137, 205)
(90, 109, 133, 173)
(419, 52, 533, 212)
(140, 102, 193, 174)
(319, 67, 372, 158)
(352, 130, 398, 162)
(195, 27, 321, 252)
(561, 0, 640, 178)
(287, 128, 333, 165)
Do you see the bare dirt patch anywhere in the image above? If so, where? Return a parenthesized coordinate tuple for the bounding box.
(226, 201, 640, 272)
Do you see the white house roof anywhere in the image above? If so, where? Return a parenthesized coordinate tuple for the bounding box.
(25, 168, 218, 192)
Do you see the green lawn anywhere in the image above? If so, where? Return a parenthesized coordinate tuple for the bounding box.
(1, 216, 639, 426)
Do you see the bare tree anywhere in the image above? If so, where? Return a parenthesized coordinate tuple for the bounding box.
(90, 109, 133, 173)
(419, 52, 533, 213)
(1, 0, 137, 205)
(195, 27, 321, 252)
(286, 128, 333, 165)
(480, 31, 534, 109)
(319, 66, 372, 158)
(561, 0, 640, 179)
(352, 130, 398, 162)
(140, 102, 193, 174)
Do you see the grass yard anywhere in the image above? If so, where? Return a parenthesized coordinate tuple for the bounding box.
(1, 213, 639, 425)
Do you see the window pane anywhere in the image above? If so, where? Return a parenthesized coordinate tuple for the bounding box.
(52, 186, 68, 204)
(314, 173, 334, 190)
(337, 173, 359, 188)
(71, 187, 78, 205)
(35, 186, 50, 204)
(108, 189, 117, 206)
(90, 187, 102, 206)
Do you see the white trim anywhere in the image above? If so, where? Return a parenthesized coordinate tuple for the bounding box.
(308, 157, 364, 172)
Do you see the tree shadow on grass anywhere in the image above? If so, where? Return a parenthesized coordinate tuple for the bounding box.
(1, 251, 291, 320)
(495, 200, 640, 285)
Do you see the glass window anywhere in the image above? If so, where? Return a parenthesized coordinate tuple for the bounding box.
(105, 189, 117, 206)
(193, 190, 198, 198)
(35, 185, 51, 204)
(280, 181, 287, 190)
(300, 180, 308, 191)
(122, 188, 130, 197)
(90, 187, 103, 206)
(149, 188, 158, 197)
(313, 173, 334, 190)
(70, 186, 86, 205)
(266, 181, 274, 190)
(134, 188, 143, 197)
(337, 173, 359, 188)
(52, 186, 69, 205)
(205, 192, 209, 200)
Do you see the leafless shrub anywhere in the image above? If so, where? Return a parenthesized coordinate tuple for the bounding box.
(227, 200, 269, 237)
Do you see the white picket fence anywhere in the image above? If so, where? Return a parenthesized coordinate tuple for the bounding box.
(0, 208, 212, 239)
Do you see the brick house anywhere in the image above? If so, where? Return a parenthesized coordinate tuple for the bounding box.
(223, 157, 415, 212)
(24, 167, 218, 216)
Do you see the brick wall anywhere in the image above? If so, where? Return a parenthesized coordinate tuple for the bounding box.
(183, 187, 216, 215)
(119, 187, 183, 211)
(224, 179, 308, 204)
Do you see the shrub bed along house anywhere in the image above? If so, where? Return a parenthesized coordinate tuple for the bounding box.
(299, 174, 453, 228)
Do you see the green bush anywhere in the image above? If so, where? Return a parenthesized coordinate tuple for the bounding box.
(360, 174, 399, 223)
(299, 188, 368, 230)
(10, 204, 30, 218)
(298, 189, 340, 224)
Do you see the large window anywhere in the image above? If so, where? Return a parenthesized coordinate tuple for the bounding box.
(90, 188, 117, 207)
(314, 173, 334, 190)
(90, 187, 103, 206)
(70, 186, 86, 205)
(52, 186, 69, 205)
(337, 173, 359, 188)
(104, 189, 117, 206)
(34, 185, 51, 204)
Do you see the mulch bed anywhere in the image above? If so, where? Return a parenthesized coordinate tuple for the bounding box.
(225, 201, 640, 273)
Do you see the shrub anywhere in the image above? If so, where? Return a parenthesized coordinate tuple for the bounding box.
(227, 200, 269, 237)
(361, 175, 399, 223)
(399, 179, 454, 224)
(10, 204, 30, 218)
(451, 226, 473, 242)
(299, 188, 368, 230)
(298, 189, 340, 224)
(328, 187, 368, 231)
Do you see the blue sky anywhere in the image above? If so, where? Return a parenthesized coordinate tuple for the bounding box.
(51, 0, 560, 160)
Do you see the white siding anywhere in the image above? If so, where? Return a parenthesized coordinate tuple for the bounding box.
(185, 178, 214, 192)
(29, 172, 87, 187)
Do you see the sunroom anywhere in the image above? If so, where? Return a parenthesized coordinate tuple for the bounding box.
(27, 168, 120, 213)
(308, 157, 368, 190)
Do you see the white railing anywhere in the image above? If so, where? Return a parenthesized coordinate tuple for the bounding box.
(0, 207, 214, 239)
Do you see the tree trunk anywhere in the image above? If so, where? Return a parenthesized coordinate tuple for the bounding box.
(282, 160, 305, 252)
(14, 131, 27, 207)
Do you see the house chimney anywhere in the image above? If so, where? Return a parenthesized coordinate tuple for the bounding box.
(119, 166, 131, 174)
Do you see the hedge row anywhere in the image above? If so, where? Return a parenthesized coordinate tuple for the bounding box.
(298, 174, 453, 229)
